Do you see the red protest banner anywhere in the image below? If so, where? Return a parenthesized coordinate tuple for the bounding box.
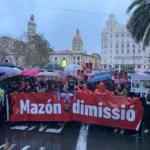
(8, 92, 143, 130)
(85, 63, 92, 73)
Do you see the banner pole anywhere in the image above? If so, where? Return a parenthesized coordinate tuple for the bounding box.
(6, 95, 9, 122)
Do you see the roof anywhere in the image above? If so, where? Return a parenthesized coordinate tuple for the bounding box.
(72, 28, 83, 43)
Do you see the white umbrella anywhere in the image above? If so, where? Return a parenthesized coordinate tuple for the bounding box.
(65, 64, 82, 71)
(0, 67, 21, 82)
(36, 71, 61, 81)
(65, 64, 82, 76)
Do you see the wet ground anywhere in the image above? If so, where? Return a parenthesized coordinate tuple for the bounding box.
(0, 121, 150, 150)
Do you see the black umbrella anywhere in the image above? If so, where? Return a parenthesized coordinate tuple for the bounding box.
(0, 62, 15, 68)
(42, 62, 63, 70)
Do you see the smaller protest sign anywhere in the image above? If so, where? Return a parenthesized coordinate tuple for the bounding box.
(114, 71, 128, 84)
(131, 76, 150, 93)
(76, 70, 84, 80)
(85, 63, 92, 73)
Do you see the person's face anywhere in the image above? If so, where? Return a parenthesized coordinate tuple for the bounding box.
(83, 84, 87, 90)
(79, 83, 83, 88)
(141, 81, 144, 86)
(70, 83, 73, 86)
(51, 84, 55, 89)
(135, 93, 140, 96)
(118, 84, 121, 90)
(100, 85, 104, 90)
(27, 85, 30, 88)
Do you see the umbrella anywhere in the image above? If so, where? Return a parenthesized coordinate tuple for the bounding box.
(93, 70, 110, 77)
(0, 62, 15, 68)
(65, 64, 82, 77)
(22, 69, 44, 76)
(88, 75, 111, 83)
(42, 62, 62, 70)
(36, 71, 61, 81)
(127, 70, 135, 73)
(0, 67, 21, 82)
(65, 64, 82, 71)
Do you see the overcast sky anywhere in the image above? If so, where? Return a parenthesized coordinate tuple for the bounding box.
(0, 0, 131, 54)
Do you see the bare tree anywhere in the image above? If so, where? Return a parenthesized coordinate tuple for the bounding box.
(12, 33, 53, 68)
(0, 36, 13, 62)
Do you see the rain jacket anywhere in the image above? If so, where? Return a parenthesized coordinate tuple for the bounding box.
(94, 82, 112, 96)
(81, 89, 92, 94)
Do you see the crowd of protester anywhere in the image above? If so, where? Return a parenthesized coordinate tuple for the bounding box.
(0, 75, 150, 139)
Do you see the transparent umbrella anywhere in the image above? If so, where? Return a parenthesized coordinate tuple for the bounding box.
(42, 62, 62, 70)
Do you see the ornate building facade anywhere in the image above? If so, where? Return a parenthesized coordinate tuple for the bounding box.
(101, 14, 149, 71)
(51, 29, 100, 69)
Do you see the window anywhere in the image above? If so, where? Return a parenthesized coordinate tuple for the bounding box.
(73, 62, 75, 64)
(127, 50, 129, 53)
(121, 44, 124, 48)
(116, 34, 119, 37)
(127, 44, 130, 48)
(110, 34, 112, 38)
(137, 65, 141, 69)
(121, 50, 124, 53)
(104, 65, 107, 68)
(110, 44, 112, 48)
(55, 57, 57, 60)
(121, 34, 125, 37)
(115, 65, 119, 68)
(77, 57, 80, 60)
(104, 44, 107, 48)
(116, 50, 118, 53)
(77, 62, 80, 65)
(138, 49, 141, 52)
(73, 56, 76, 60)
(126, 34, 130, 37)
(78, 45, 80, 48)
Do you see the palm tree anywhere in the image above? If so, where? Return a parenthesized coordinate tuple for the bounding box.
(127, 0, 150, 48)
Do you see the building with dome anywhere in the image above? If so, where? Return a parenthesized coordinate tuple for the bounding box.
(0, 15, 100, 69)
(51, 28, 100, 69)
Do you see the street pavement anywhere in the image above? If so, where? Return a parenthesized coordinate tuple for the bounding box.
(0, 121, 150, 150)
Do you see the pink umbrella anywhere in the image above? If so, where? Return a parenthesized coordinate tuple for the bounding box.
(22, 69, 44, 76)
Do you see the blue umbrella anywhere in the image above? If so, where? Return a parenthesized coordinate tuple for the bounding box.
(88, 75, 111, 83)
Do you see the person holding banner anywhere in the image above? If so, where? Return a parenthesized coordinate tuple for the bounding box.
(77, 81, 84, 92)
(94, 82, 112, 96)
(80, 83, 92, 130)
(143, 93, 150, 134)
(114, 83, 128, 134)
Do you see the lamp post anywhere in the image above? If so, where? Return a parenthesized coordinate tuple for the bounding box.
(133, 44, 135, 69)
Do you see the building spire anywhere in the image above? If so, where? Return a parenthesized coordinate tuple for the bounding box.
(76, 28, 79, 35)
(27, 14, 36, 41)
